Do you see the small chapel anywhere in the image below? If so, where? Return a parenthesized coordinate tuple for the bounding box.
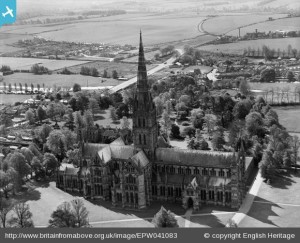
(56, 32, 254, 211)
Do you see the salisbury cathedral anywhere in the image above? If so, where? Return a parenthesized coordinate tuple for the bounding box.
(56, 33, 254, 211)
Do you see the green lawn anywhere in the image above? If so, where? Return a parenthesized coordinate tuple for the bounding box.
(1, 73, 123, 89)
(9, 181, 234, 228)
(239, 171, 300, 227)
(273, 106, 300, 133)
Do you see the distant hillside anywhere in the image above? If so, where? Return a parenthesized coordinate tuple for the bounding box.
(17, 0, 300, 14)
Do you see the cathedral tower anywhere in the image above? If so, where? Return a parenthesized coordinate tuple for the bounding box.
(132, 31, 158, 159)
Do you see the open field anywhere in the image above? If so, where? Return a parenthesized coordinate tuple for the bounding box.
(0, 57, 92, 71)
(56, 61, 157, 79)
(239, 172, 300, 227)
(1, 13, 206, 46)
(273, 106, 300, 133)
(198, 37, 300, 55)
(1, 73, 123, 89)
(121, 50, 160, 63)
(38, 13, 206, 46)
(0, 94, 32, 105)
(250, 82, 300, 92)
(202, 14, 288, 36)
(228, 17, 300, 36)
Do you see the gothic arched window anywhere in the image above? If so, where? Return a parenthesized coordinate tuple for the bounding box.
(144, 134, 146, 145)
(139, 134, 142, 144)
(138, 118, 141, 127)
(143, 119, 146, 127)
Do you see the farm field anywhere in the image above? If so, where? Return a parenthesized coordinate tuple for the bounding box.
(198, 37, 300, 55)
(1, 73, 123, 89)
(273, 106, 300, 133)
(228, 17, 300, 36)
(0, 57, 92, 71)
(33, 13, 206, 46)
(0, 94, 31, 105)
(202, 13, 288, 35)
(122, 50, 160, 63)
(250, 82, 300, 92)
(57, 61, 157, 78)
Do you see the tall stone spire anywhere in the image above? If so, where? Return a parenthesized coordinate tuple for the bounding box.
(137, 30, 149, 92)
(133, 31, 158, 159)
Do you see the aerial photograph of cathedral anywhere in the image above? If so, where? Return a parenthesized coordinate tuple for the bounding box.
(0, 0, 300, 232)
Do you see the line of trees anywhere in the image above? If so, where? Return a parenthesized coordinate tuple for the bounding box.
(244, 45, 299, 60)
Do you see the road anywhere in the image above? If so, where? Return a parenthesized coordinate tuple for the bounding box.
(109, 49, 183, 93)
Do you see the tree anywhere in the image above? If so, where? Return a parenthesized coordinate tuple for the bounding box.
(286, 71, 295, 82)
(0, 198, 12, 228)
(160, 110, 172, 138)
(152, 206, 178, 228)
(245, 112, 265, 138)
(80, 66, 90, 76)
(9, 203, 34, 228)
(36, 106, 46, 123)
(239, 79, 251, 96)
(233, 99, 252, 120)
(0, 114, 13, 127)
(259, 149, 277, 179)
(182, 127, 196, 138)
(0, 65, 11, 72)
(46, 102, 65, 123)
(43, 153, 59, 176)
(62, 130, 77, 151)
(73, 83, 81, 93)
(6, 152, 31, 190)
(260, 68, 275, 83)
(83, 110, 94, 129)
(31, 64, 49, 75)
(110, 107, 118, 123)
(66, 149, 80, 167)
(25, 109, 35, 125)
(170, 124, 181, 139)
(153, 97, 164, 116)
(191, 109, 204, 129)
(20, 147, 34, 167)
(102, 70, 108, 78)
(49, 199, 89, 228)
(35, 124, 53, 144)
(76, 93, 89, 113)
(115, 103, 129, 119)
(121, 116, 130, 130)
(91, 68, 99, 77)
(204, 114, 217, 136)
(70, 199, 89, 227)
(31, 157, 45, 180)
(112, 70, 118, 79)
(88, 98, 101, 117)
(289, 136, 300, 171)
(0, 168, 17, 198)
(46, 130, 66, 157)
(211, 130, 225, 151)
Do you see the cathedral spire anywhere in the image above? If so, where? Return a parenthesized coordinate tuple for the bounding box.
(137, 30, 149, 91)
(133, 31, 158, 159)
